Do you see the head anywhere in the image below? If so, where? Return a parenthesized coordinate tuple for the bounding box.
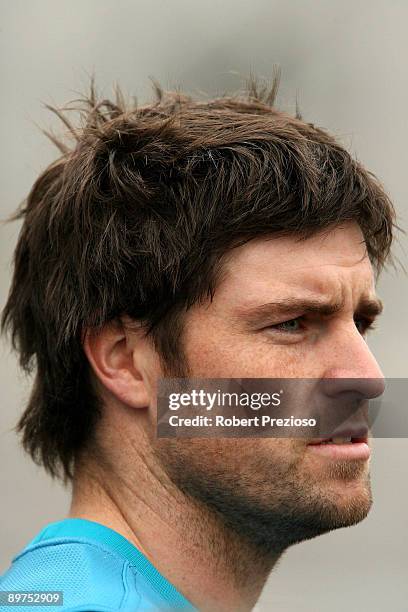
(2, 77, 397, 555)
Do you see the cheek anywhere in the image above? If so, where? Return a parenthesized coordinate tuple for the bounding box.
(183, 316, 310, 378)
(157, 438, 302, 481)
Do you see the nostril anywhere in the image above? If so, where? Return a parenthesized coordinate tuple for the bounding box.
(368, 376, 386, 399)
(319, 376, 386, 400)
(352, 377, 385, 400)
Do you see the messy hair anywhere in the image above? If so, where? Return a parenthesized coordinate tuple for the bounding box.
(1, 74, 397, 481)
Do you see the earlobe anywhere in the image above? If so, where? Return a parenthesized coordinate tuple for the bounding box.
(82, 322, 150, 410)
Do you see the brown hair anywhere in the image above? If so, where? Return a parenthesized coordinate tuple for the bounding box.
(1, 75, 397, 482)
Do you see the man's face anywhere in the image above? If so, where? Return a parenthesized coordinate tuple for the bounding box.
(153, 221, 385, 554)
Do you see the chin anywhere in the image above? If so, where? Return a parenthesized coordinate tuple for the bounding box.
(313, 471, 373, 530)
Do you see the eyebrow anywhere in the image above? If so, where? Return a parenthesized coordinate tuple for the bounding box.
(236, 294, 383, 327)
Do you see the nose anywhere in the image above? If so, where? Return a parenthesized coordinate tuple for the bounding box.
(321, 326, 386, 400)
(319, 375, 385, 400)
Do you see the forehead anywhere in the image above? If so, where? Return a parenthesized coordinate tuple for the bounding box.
(217, 222, 375, 301)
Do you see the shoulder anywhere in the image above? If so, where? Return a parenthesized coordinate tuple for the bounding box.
(0, 537, 142, 611)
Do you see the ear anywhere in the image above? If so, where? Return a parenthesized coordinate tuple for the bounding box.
(82, 318, 151, 409)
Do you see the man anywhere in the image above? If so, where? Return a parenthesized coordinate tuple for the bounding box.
(0, 76, 396, 611)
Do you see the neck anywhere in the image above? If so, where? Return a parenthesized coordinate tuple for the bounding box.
(69, 446, 281, 612)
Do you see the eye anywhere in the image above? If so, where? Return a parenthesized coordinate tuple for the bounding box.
(269, 317, 303, 333)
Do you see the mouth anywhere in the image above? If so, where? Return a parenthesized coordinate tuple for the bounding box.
(306, 429, 370, 460)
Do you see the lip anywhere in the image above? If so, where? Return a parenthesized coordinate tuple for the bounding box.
(306, 426, 371, 460)
(307, 425, 369, 446)
(306, 440, 370, 460)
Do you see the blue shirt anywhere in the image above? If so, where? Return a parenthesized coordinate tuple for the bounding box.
(0, 518, 197, 611)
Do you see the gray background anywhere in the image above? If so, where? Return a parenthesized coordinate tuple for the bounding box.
(0, 1, 407, 610)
